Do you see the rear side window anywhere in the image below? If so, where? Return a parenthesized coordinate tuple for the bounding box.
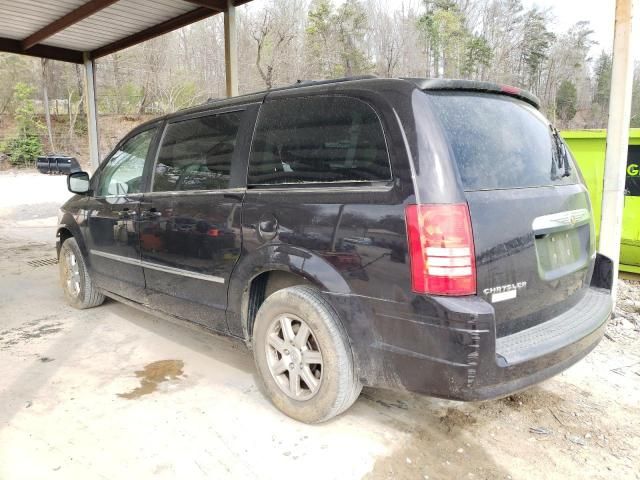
(248, 96, 391, 185)
(153, 112, 242, 192)
(426, 92, 578, 190)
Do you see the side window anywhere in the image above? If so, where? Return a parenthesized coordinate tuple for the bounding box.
(248, 96, 391, 185)
(97, 128, 155, 197)
(153, 112, 242, 192)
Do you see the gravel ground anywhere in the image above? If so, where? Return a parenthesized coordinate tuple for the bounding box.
(610, 279, 640, 340)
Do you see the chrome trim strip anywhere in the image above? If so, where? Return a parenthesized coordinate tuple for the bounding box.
(92, 193, 144, 200)
(91, 250, 142, 266)
(142, 260, 225, 284)
(532, 208, 591, 233)
(246, 183, 394, 194)
(144, 187, 246, 197)
(90, 250, 225, 284)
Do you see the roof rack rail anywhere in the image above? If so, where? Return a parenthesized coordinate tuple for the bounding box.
(197, 75, 379, 107)
(291, 75, 378, 88)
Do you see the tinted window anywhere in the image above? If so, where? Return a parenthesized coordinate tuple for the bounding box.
(248, 96, 390, 185)
(97, 128, 155, 197)
(153, 112, 242, 192)
(426, 92, 578, 190)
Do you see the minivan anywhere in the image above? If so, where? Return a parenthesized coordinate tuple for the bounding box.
(57, 77, 613, 423)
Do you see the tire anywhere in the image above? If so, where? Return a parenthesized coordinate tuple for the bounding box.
(253, 285, 362, 423)
(59, 237, 105, 309)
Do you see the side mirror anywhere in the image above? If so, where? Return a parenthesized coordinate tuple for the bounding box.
(68, 171, 90, 195)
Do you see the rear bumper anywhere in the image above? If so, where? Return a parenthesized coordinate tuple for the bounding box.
(328, 285, 611, 401)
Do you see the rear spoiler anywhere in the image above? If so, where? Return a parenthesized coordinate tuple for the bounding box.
(404, 78, 541, 110)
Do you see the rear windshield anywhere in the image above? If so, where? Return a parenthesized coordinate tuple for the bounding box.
(426, 92, 578, 190)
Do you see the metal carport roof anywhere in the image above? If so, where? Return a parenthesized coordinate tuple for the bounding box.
(0, 0, 251, 168)
(0, 0, 252, 63)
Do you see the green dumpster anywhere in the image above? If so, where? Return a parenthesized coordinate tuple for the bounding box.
(561, 129, 640, 274)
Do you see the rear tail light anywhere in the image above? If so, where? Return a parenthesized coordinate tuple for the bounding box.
(405, 203, 476, 296)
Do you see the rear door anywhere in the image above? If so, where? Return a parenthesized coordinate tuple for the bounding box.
(425, 92, 595, 336)
(139, 106, 256, 332)
(85, 126, 158, 301)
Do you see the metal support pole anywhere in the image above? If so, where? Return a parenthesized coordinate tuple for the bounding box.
(600, 0, 636, 303)
(224, 0, 238, 98)
(83, 52, 100, 171)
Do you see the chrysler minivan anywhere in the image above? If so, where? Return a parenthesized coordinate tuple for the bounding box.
(57, 77, 613, 423)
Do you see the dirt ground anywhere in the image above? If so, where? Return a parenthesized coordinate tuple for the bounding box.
(1, 171, 639, 480)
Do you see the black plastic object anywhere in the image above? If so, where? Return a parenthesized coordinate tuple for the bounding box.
(36, 155, 81, 175)
(590, 252, 614, 291)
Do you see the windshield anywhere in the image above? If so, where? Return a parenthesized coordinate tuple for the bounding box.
(426, 91, 578, 191)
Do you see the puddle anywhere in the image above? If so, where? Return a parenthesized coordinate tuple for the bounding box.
(118, 359, 184, 400)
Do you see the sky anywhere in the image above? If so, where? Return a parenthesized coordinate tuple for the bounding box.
(523, 0, 639, 60)
(523, 0, 615, 54)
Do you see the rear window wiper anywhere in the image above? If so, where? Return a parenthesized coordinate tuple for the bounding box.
(550, 125, 572, 180)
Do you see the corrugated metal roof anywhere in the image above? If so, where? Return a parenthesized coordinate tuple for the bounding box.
(45, 0, 196, 51)
(0, 0, 87, 40)
(0, 0, 248, 62)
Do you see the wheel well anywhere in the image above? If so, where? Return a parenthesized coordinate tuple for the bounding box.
(245, 271, 313, 341)
(57, 228, 73, 257)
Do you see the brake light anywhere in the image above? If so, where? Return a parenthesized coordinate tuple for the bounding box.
(405, 203, 476, 296)
(500, 84, 521, 95)
(207, 228, 220, 237)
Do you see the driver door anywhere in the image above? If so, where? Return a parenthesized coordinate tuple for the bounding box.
(85, 125, 158, 302)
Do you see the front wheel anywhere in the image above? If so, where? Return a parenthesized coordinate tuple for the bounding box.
(252, 286, 362, 423)
(59, 237, 105, 309)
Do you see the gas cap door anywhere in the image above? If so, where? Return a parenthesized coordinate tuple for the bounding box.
(258, 213, 278, 241)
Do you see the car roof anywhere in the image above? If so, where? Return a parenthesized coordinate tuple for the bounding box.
(134, 76, 540, 131)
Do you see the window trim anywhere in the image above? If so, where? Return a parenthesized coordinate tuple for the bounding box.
(92, 124, 160, 200)
(245, 181, 395, 194)
(149, 107, 247, 194)
(246, 94, 394, 187)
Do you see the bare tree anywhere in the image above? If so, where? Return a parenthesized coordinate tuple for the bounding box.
(251, 10, 295, 89)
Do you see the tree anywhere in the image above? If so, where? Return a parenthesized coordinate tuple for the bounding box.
(306, 0, 334, 78)
(556, 79, 577, 124)
(334, 0, 371, 76)
(251, 10, 295, 89)
(1, 83, 43, 166)
(461, 35, 492, 78)
(306, 0, 371, 78)
(593, 51, 612, 110)
(520, 8, 555, 92)
(418, 0, 491, 79)
(418, 0, 462, 77)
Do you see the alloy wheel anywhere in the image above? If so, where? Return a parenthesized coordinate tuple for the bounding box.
(63, 251, 81, 297)
(265, 314, 323, 400)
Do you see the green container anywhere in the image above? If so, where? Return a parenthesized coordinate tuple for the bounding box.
(561, 129, 640, 274)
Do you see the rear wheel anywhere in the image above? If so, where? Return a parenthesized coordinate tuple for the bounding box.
(253, 286, 361, 423)
(59, 237, 105, 309)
